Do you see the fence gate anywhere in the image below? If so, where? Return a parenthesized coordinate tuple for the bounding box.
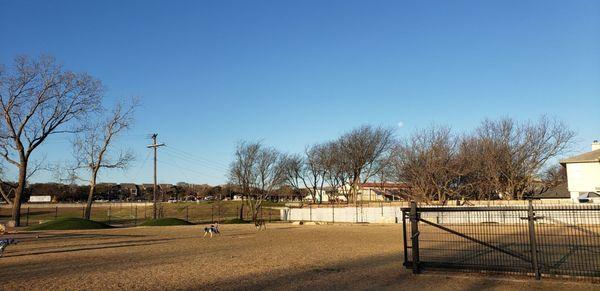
(402, 201, 600, 279)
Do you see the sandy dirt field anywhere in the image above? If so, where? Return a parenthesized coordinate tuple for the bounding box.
(1, 223, 598, 290)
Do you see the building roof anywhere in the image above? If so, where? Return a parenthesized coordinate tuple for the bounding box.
(560, 149, 600, 164)
(533, 183, 570, 199)
(360, 182, 409, 189)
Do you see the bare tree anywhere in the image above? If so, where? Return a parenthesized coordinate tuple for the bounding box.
(279, 145, 328, 203)
(392, 117, 575, 203)
(71, 99, 137, 220)
(321, 141, 351, 203)
(252, 146, 284, 219)
(0, 55, 102, 226)
(475, 116, 575, 199)
(338, 125, 395, 204)
(392, 126, 466, 204)
(229, 141, 285, 221)
(279, 153, 304, 190)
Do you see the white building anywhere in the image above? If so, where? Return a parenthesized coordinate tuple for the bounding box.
(560, 141, 600, 202)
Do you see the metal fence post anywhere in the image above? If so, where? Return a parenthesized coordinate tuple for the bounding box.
(528, 200, 541, 280)
(108, 205, 111, 224)
(55, 206, 58, 220)
(211, 204, 214, 222)
(409, 201, 421, 274)
(186, 205, 189, 222)
(135, 206, 138, 226)
(402, 209, 408, 267)
(309, 204, 312, 221)
(26, 207, 30, 226)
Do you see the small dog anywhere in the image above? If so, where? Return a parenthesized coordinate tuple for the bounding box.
(203, 223, 220, 238)
(255, 219, 266, 231)
(0, 238, 17, 257)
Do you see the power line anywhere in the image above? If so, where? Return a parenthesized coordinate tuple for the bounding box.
(162, 149, 229, 172)
(131, 151, 152, 179)
(157, 159, 225, 181)
(165, 145, 230, 168)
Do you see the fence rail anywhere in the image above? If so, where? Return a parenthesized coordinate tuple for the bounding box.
(402, 201, 600, 279)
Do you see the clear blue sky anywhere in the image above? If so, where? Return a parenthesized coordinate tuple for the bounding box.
(1, 0, 599, 185)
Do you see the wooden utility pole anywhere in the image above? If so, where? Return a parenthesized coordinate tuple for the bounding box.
(147, 133, 165, 219)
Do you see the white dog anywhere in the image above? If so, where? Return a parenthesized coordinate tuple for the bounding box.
(203, 223, 220, 238)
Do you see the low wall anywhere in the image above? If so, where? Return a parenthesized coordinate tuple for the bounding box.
(281, 206, 404, 223)
(281, 203, 600, 225)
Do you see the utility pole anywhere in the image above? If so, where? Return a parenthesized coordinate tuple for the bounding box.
(147, 133, 165, 219)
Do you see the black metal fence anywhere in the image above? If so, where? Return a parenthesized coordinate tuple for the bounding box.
(402, 201, 600, 279)
(0, 202, 280, 227)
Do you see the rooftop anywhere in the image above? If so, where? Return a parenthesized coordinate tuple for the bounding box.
(560, 149, 600, 164)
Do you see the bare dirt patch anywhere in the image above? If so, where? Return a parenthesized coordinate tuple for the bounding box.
(0, 224, 598, 290)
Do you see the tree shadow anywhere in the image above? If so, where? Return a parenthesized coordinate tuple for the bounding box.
(4, 238, 174, 258)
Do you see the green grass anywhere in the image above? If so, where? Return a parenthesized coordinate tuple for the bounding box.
(140, 218, 193, 226)
(26, 218, 112, 231)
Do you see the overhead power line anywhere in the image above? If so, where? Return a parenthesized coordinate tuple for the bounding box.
(164, 145, 230, 168)
(162, 149, 229, 172)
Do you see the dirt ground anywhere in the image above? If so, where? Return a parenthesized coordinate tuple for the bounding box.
(1, 223, 598, 290)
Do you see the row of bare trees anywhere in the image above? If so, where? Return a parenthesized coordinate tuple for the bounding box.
(0, 55, 137, 226)
(229, 117, 574, 214)
(228, 125, 396, 219)
(393, 117, 574, 203)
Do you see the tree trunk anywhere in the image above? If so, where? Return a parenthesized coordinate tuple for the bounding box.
(239, 196, 244, 220)
(352, 175, 360, 206)
(11, 164, 27, 227)
(85, 183, 96, 220)
(85, 167, 100, 220)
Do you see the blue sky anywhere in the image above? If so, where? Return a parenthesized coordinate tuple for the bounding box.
(1, 0, 599, 185)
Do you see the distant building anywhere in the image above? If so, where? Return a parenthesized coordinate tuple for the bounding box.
(336, 182, 410, 202)
(560, 141, 600, 202)
(29, 195, 52, 203)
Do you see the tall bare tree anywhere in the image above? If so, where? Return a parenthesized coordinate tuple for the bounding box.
(279, 153, 304, 190)
(0, 55, 101, 226)
(229, 141, 285, 221)
(392, 126, 465, 204)
(338, 125, 394, 204)
(321, 141, 351, 203)
(71, 99, 137, 219)
(474, 116, 574, 199)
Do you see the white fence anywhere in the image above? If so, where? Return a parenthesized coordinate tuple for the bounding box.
(281, 204, 600, 225)
(281, 206, 404, 223)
